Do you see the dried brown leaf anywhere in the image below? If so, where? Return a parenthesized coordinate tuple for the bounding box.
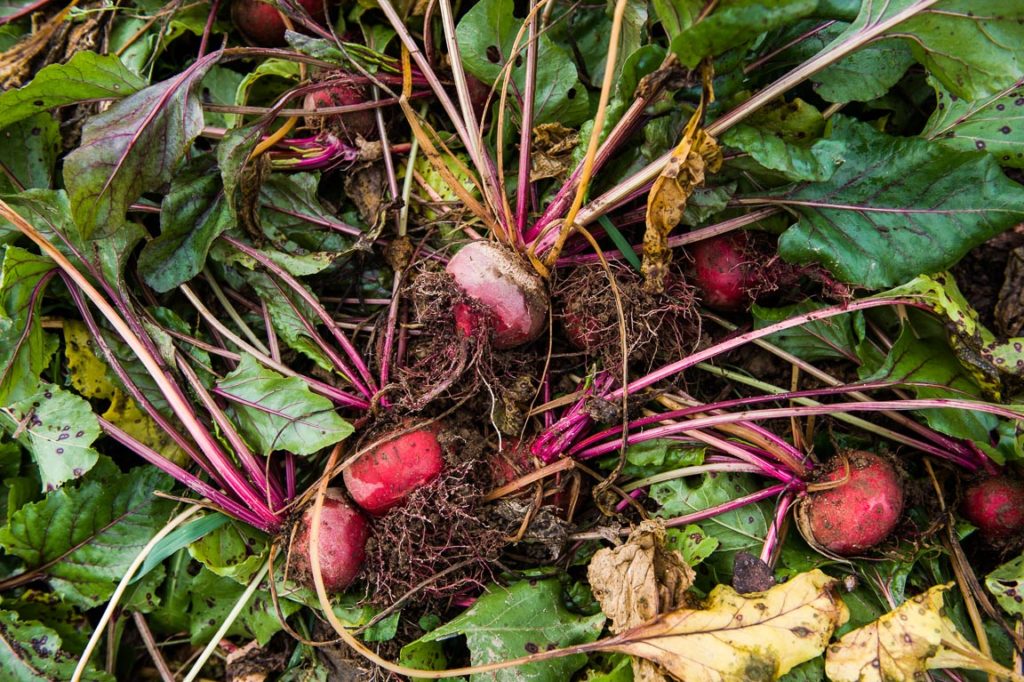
(643, 106, 721, 293)
(589, 520, 695, 682)
(530, 123, 579, 182)
(599, 569, 846, 682)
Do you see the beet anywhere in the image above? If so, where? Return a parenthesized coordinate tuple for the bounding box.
(343, 426, 444, 515)
(691, 233, 756, 312)
(290, 489, 368, 592)
(798, 451, 904, 556)
(231, 0, 327, 47)
(961, 477, 1024, 541)
(446, 241, 548, 349)
(304, 81, 377, 140)
(563, 310, 603, 350)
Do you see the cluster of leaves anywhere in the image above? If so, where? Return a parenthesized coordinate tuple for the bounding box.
(0, 0, 1022, 680)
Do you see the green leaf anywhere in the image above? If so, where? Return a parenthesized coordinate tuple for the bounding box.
(775, 116, 1024, 288)
(670, 0, 818, 68)
(0, 385, 101, 491)
(880, 0, 1024, 101)
(753, 299, 864, 362)
(857, 325, 999, 456)
(604, 439, 704, 478)
(5, 589, 90, 653)
(778, 656, 825, 682)
(665, 524, 720, 567)
(0, 245, 57, 404)
(402, 578, 605, 682)
(138, 153, 233, 292)
(723, 98, 845, 181)
(217, 354, 354, 456)
(0, 52, 145, 131)
(812, 29, 914, 104)
(0, 608, 112, 681)
(0, 461, 174, 607)
(652, 0, 700, 38)
(651, 473, 772, 581)
(985, 553, 1024, 618)
(133, 512, 229, 584)
(188, 518, 268, 583)
(0, 113, 61, 193)
(63, 53, 217, 238)
(456, 0, 590, 126)
(923, 76, 1024, 169)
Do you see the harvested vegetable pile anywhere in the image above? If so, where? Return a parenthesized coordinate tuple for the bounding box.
(1, 1, 1024, 680)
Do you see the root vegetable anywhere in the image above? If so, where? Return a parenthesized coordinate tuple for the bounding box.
(291, 489, 368, 592)
(446, 242, 548, 349)
(691, 233, 756, 312)
(961, 477, 1024, 541)
(231, 0, 327, 47)
(304, 82, 377, 140)
(344, 426, 445, 515)
(798, 451, 904, 556)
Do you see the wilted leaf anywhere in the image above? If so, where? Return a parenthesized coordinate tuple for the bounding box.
(825, 583, 1019, 682)
(0, 460, 174, 607)
(589, 520, 695, 682)
(882, 273, 1024, 395)
(602, 569, 847, 682)
(776, 117, 1024, 288)
(0, 51, 145, 131)
(986, 554, 1024, 618)
(64, 320, 183, 463)
(644, 103, 722, 292)
(0, 608, 112, 682)
(0, 385, 101, 491)
(531, 123, 580, 182)
(923, 76, 1024, 169)
(63, 52, 217, 237)
(217, 354, 354, 456)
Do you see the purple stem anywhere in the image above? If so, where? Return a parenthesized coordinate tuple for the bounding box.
(225, 235, 377, 399)
(615, 488, 646, 513)
(573, 400, 1021, 469)
(197, 0, 222, 59)
(176, 357, 287, 511)
(99, 418, 278, 532)
(759, 491, 794, 566)
(661, 483, 790, 530)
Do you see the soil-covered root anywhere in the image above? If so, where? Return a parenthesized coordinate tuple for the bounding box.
(362, 429, 504, 607)
(288, 489, 369, 593)
(795, 451, 905, 557)
(961, 476, 1024, 544)
(553, 263, 700, 366)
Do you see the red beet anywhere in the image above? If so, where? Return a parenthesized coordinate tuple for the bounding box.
(961, 477, 1024, 541)
(231, 0, 327, 47)
(291, 489, 368, 592)
(343, 426, 444, 515)
(304, 81, 377, 140)
(691, 233, 756, 312)
(563, 310, 603, 350)
(446, 241, 548, 349)
(799, 451, 904, 556)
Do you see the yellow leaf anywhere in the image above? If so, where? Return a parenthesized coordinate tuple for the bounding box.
(64, 321, 185, 464)
(589, 520, 696, 682)
(825, 583, 1024, 682)
(643, 99, 722, 294)
(601, 569, 847, 682)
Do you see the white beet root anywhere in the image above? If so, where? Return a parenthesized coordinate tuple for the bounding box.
(445, 242, 548, 349)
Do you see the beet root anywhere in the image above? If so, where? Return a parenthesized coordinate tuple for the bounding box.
(304, 81, 377, 140)
(691, 233, 756, 312)
(446, 241, 548, 349)
(797, 451, 904, 556)
(290, 489, 368, 592)
(344, 425, 445, 515)
(961, 477, 1024, 542)
(231, 0, 327, 46)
